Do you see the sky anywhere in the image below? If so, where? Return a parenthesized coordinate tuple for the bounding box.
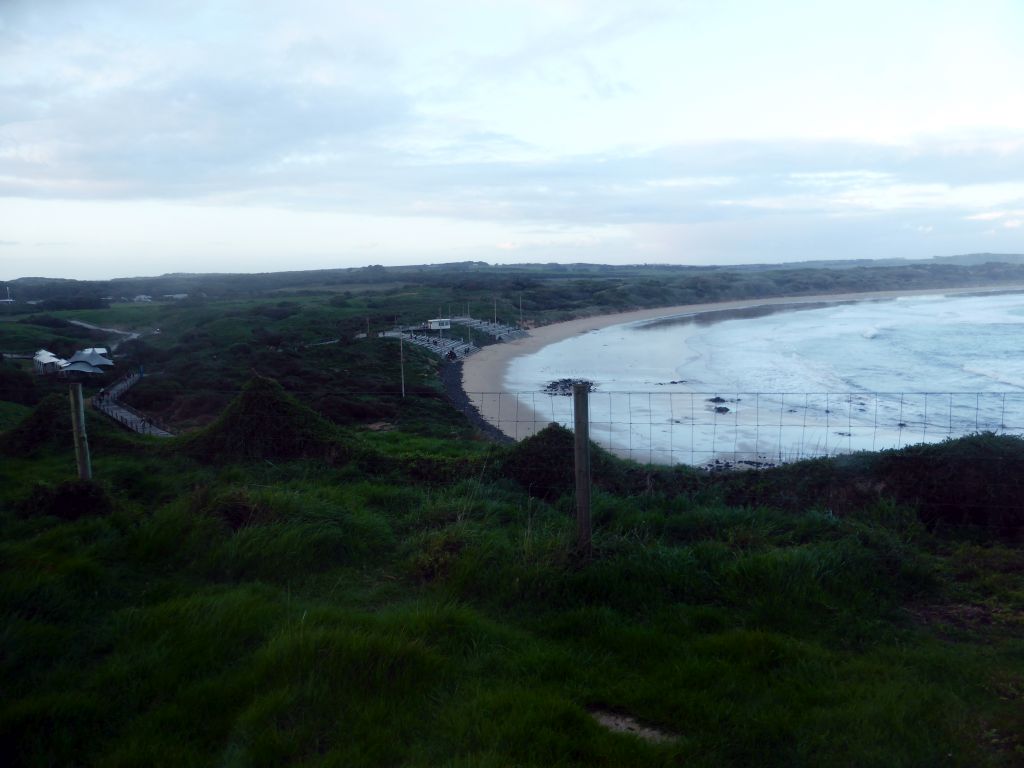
(1, 0, 1023, 280)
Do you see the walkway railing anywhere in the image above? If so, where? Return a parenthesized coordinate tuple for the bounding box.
(93, 371, 174, 437)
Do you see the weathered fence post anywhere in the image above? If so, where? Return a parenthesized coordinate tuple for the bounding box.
(69, 382, 92, 480)
(573, 382, 592, 557)
(399, 333, 406, 398)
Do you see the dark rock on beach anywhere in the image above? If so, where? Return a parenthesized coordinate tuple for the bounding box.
(543, 378, 596, 396)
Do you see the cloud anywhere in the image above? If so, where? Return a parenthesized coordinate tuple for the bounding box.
(2, 0, 1024, 278)
(0, 73, 413, 198)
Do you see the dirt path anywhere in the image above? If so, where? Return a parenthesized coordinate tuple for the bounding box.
(66, 319, 140, 351)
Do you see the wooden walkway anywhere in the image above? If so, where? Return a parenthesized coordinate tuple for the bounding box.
(93, 372, 173, 437)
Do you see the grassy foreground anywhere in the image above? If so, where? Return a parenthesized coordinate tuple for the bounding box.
(1, 380, 1022, 767)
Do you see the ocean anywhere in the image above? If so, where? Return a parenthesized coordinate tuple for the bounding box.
(502, 292, 1024, 465)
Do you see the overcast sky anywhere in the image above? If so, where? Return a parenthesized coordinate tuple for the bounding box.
(2, 0, 1023, 280)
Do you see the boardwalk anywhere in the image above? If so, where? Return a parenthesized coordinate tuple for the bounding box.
(93, 371, 173, 437)
(59, 316, 171, 437)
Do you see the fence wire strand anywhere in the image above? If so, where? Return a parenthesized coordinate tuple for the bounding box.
(465, 390, 1024, 466)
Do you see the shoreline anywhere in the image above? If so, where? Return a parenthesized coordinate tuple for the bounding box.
(460, 283, 1024, 440)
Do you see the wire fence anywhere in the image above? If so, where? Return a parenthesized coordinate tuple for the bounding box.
(7, 378, 1024, 468)
(466, 390, 1024, 467)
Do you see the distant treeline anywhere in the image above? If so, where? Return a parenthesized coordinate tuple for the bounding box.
(6, 255, 1024, 311)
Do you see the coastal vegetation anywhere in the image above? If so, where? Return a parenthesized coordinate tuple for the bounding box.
(1, 259, 1022, 765)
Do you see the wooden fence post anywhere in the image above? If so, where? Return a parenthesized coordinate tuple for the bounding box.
(399, 333, 406, 398)
(69, 382, 92, 481)
(573, 382, 592, 557)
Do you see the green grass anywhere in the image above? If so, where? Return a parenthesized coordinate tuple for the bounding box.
(49, 303, 167, 329)
(0, 401, 30, 432)
(0, 321, 98, 353)
(1, 281, 1022, 765)
(1, 429, 1021, 766)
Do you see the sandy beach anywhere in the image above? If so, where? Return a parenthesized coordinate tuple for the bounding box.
(461, 284, 1024, 440)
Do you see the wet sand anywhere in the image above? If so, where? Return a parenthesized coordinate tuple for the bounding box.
(461, 284, 1024, 440)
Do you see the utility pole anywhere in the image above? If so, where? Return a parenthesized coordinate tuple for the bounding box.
(493, 297, 497, 325)
(69, 382, 92, 480)
(519, 294, 524, 328)
(366, 316, 370, 340)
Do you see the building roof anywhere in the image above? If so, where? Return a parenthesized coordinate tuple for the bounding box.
(68, 350, 114, 367)
(61, 361, 106, 375)
(34, 349, 65, 365)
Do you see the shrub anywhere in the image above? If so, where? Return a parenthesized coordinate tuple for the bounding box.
(0, 364, 40, 406)
(17, 479, 112, 520)
(0, 395, 70, 456)
(500, 423, 627, 502)
(500, 424, 577, 501)
(874, 432, 1024, 539)
(176, 376, 348, 463)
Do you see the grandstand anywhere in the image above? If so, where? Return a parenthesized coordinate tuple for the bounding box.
(379, 330, 479, 359)
(380, 313, 528, 359)
(448, 316, 527, 341)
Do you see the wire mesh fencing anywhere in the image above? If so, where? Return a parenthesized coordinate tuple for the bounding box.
(466, 390, 1024, 467)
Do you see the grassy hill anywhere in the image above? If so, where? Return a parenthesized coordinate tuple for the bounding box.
(1, 267, 1022, 766)
(0, 385, 1021, 766)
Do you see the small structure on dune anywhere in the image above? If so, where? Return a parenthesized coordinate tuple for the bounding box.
(61, 360, 109, 376)
(66, 349, 114, 370)
(33, 349, 66, 375)
(33, 348, 115, 377)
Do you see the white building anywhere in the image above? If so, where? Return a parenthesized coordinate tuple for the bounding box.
(34, 348, 115, 376)
(33, 349, 66, 374)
